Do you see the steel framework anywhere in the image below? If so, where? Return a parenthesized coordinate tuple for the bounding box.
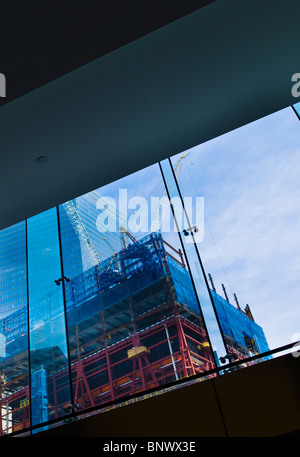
(0, 231, 260, 435)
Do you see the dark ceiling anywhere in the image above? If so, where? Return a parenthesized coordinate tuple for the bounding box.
(0, 0, 216, 105)
(0, 0, 299, 231)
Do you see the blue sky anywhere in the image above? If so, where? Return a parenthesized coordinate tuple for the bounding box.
(82, 103, 300, 353)
(171, 104, 300, 351)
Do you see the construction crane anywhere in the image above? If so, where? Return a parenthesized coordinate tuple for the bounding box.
(88, 190, 127, 253)
(105, 152, 191, 248)
(62, 200, 101, 266)
(61, 192, 125, 272)
(150, 151, 190, 233)
(63, 152, 190, 260)
(119, 226, 140, 248)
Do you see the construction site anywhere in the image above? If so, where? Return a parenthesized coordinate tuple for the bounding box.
(0, 224, 270, 435)
(0, 229, 215, 433)
(0, 155, 270, 435)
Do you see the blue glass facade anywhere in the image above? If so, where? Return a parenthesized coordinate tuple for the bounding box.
(27, 209, 68, 357)
(2, 102, 293, 434)
(0, 200, 220, 433)
(0, 222, 29, 434)
(58, 204, 83, 280)
(0, 222, 27, 320)
(27, 208, 72, 426)
(0, 186, 274, 435)
(211, 290, 270, 356)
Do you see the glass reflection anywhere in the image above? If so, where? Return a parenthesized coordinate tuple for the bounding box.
(160, 158, 227, 364)
(2, 103, 298, 435)
(170, 105, 300, 360)
(59, 164, 217, 411)
(27, 208, 72, 427)
(0, 222, 29, 435)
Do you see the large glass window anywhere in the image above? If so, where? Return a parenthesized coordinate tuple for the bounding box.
(170, 105, 300, 360)
(159, 158, 227, 364)
(0, 104, 299, 436)
(59, 164, 217, 413)
(0, 222, 29, 435)
(27, 208, 72, 428)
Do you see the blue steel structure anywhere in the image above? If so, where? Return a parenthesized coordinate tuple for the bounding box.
(211, 290, 270, 358)
(0, 222, 27, 320)
(31, 368, 48, 426)
(0, 228, 270, 435)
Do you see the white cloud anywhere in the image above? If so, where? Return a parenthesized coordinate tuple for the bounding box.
(177, 106, 300, 350)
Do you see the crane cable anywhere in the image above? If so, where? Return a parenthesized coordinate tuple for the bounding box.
(181, 154, 234, 297)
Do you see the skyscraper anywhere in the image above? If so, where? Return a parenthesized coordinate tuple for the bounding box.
(76, 191, 125, 260)
(0, 222, 27, 320)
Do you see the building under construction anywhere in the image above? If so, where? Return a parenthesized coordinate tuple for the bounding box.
(0, 231, 269, 434)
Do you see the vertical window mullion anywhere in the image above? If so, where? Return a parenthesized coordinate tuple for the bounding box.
(159, 158, 228, 366)
(25, 219, 32, 435)
(56, 205, 75, 417)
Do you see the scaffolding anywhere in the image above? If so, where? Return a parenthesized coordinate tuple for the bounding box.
(0, 232, 270, 434)
(0, 232, 215, 434)
(210, 290, 270, 359)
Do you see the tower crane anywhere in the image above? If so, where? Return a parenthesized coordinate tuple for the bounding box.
(119, 151, 190, 247)
(150, 151, 190, 233)
(63, 152, 190, 260)
(62, 200, 101, 266)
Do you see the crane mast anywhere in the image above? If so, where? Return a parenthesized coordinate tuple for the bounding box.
(63, 152, 190, 257)
(62, 200, 101, 266)
(150, 152, 190, 232)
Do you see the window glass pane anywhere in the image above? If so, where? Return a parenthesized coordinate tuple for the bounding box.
(2, 109, 298, 436)
(292, 101, 300, 118)
(0, 222, 29, 435)
(171, 106, 300, 360)
(59, 164, 217, 413)
(160, 158, 227, 364)
(27, 208, 72, 428)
